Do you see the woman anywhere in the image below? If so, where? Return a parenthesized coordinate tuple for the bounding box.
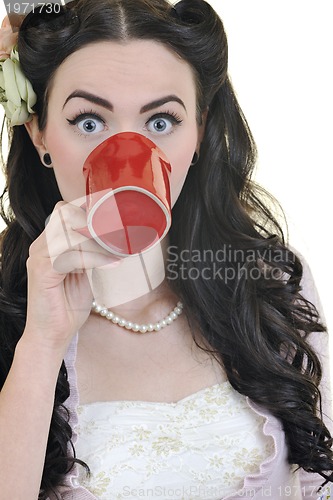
(0, 0, 332, 498)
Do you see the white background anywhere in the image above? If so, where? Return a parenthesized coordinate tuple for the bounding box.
(0, 2, 332, 367)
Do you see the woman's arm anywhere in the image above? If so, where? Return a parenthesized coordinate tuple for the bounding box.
(0, 336, 64, 500)
(0, 201, 118, 499)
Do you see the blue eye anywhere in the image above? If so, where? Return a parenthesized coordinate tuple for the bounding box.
(149, 117, 170, 133)
(67, 111, 105, 136)
(146, 112, 183, 135)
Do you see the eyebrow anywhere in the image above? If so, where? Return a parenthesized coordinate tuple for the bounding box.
(62, 90, 187, 114)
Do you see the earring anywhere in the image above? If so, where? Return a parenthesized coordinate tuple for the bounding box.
(43, 153, 52, 166)
(191, 152, 200, 166)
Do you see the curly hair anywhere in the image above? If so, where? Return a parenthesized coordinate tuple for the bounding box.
(0, 0, 332, 497)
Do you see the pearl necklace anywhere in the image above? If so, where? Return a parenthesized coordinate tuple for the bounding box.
(92, 300, 184, 333)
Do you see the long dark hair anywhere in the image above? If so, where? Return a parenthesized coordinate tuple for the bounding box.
(0, 0, 332, 497)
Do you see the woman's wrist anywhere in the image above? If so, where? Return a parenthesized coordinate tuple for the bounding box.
(16, 330, 69, 375)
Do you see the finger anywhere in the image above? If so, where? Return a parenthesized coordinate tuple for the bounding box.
(45, 201, 85, 232)
(52, 248, 121, 274)
(45, 202, 88, 255)
(46, 200, 124, 260)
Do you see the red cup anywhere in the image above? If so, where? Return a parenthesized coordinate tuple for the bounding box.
(80, 132, 172, 257)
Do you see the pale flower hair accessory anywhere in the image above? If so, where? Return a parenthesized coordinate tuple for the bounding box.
(0, 14, 37, 126)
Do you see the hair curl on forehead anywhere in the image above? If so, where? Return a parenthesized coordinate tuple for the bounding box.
(19, 2, 79, 31)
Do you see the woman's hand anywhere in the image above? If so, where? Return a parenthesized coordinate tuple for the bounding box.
(22, 199, 120, 355)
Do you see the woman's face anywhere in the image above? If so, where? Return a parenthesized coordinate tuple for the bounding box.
(27, 40, 206, 206)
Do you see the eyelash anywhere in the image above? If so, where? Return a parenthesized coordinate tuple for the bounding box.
(146, 111, 183, 135)
(66, 108, 183, 137)
(66, 109, 105, 138)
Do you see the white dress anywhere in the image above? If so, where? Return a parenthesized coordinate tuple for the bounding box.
(75, 380, 275, 499)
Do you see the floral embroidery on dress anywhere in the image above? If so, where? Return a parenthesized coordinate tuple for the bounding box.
(223, 471, 243, 487)
(131, 424, 152, 441)
(207, 453, 225, 470)
(75, 381, 275, 499)
(232, 447, 266, 474)
(151, 435, 186, 456)
(129, 443, 145, 457)
(85, 471, 110, 497)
